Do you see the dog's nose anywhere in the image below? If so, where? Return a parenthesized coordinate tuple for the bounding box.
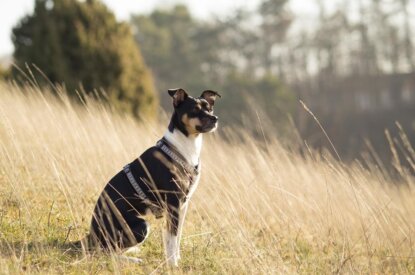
(211, 116, 218, 122)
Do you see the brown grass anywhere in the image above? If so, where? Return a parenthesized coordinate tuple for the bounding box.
(0, 81, 414, 274)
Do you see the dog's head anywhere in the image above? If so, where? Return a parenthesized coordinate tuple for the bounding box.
(168, 88, 221, 135)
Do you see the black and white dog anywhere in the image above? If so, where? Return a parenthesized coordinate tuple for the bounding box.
(87, 88, 220, 266)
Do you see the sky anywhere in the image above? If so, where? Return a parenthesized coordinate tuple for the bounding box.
(0, 0, 321, 57)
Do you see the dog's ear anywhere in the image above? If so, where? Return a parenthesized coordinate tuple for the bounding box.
(201, 90, 221, 107)
(168, 88, 188, 107)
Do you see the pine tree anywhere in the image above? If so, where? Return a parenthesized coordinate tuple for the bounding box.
(12, 0, 158, 118)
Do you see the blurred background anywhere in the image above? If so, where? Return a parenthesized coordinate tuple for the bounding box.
(0, 0, 414, 171)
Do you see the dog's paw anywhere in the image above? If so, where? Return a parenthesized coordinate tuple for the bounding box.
(124, 245, 141, 255)
(166, 250, 180, 267)
(167, 257, 179, 267)
(175, 249, 181, 262)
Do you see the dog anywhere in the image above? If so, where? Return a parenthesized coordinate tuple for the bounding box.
(85, 88, 221, 267)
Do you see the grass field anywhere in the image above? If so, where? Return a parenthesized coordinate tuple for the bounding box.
(0, 81, 414, 274)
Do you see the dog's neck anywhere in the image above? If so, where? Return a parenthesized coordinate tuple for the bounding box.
(163, 128, 202, 166)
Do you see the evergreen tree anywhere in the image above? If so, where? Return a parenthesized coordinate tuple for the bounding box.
(12, 0, 157, 118)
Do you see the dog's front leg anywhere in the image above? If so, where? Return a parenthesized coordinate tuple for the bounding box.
(175, 202, 189, 261)
(163, 197, 180, 267)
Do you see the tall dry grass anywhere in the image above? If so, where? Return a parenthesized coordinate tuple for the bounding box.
(0, 81, 414, 274)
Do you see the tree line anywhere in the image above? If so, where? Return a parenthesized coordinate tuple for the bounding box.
(129, 0, 414, 141)
(5, 0, 414, 142)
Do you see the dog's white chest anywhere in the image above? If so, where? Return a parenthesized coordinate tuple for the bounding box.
(163, 129, 202, 166)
